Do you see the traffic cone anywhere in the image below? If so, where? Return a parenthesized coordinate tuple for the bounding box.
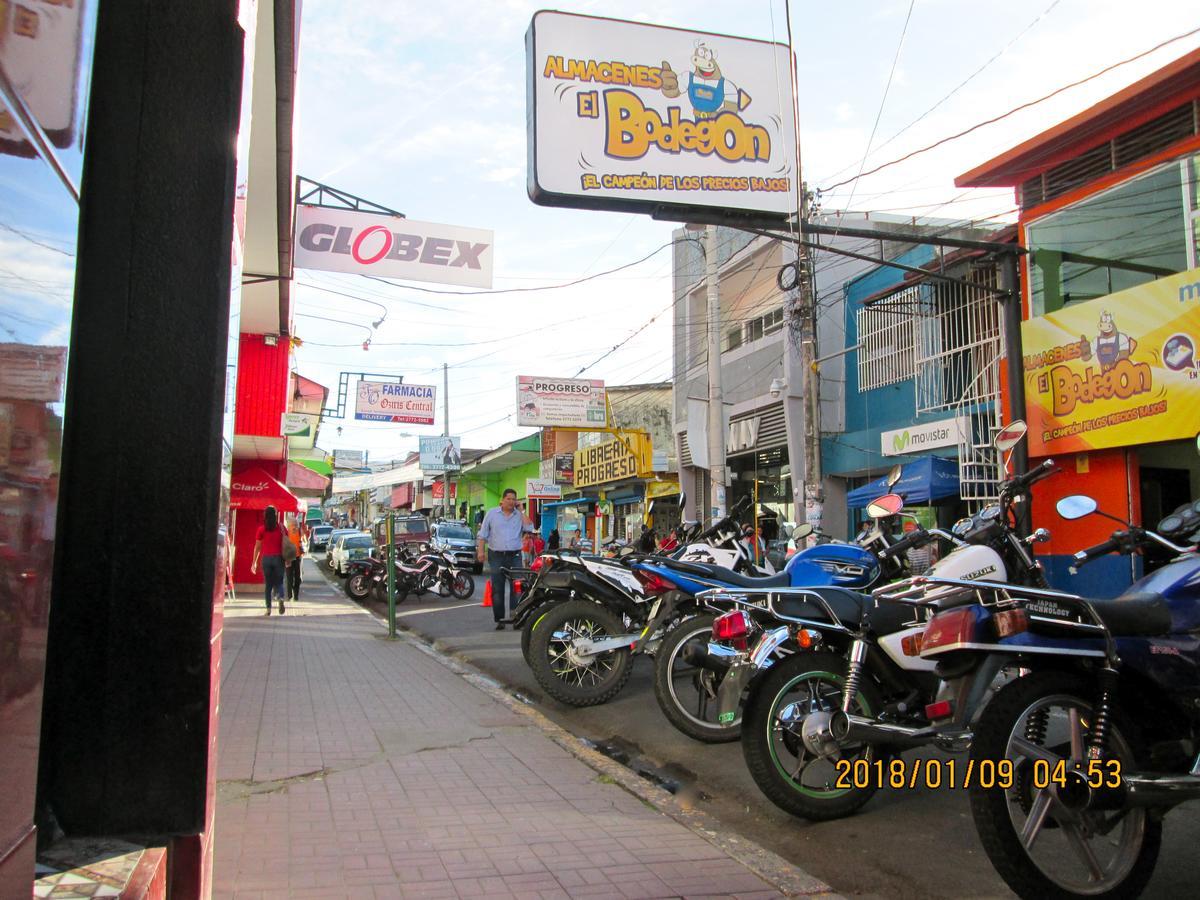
(482, 580, 493, 607)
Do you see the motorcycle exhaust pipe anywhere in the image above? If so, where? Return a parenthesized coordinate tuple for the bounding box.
(836, 712, 940, 749)
(1123, 773, 1200, 808)
(680, 642, 737, 673)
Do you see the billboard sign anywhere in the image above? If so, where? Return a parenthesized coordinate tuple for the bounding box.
(355, 380, 436, 424)
(881, 416, 967, 457)
(419, 435, 462, 471)
(1021, 267, 1200, 456)
(517, 376, 606, 427)
(280, 412, 316, 437)
(526, 11, 798, 220)
(430, 480, 457, 500)
(526, 478, 562, 500)
(294, 205, 494, 288)
(332, 449, 365, 469)
(573, 434, 653, 488)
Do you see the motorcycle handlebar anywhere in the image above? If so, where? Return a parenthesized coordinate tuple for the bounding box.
(877, 528, 929, 560)
(1071, 535, 1124, 567)
(1005, 459, 1058, 495)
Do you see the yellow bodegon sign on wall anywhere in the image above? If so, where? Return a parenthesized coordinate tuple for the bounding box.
(1021, 267, 1200, 456)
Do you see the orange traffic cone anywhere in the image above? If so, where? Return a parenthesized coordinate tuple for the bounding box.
(481, 580, 493, 607)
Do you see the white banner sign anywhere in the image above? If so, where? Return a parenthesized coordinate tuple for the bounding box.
(280, 412, 316, 437)
(355, 380, 436, 425)
(526, 478, 563, 500)
(527, 12, 798, 219)
(419, 435, 462, 472)
(517, 376, 606, 428)
(332, 449, 365, 469)
(881, 416, 968, 457)
(294, 205, 494, 288)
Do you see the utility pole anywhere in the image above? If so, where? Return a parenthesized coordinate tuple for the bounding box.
(443, 361, 453, 518)
(705, 224, 727, 524)
(797, 187, 822, 537)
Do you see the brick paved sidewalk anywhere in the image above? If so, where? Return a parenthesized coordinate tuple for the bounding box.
(213, 558, 833, 899)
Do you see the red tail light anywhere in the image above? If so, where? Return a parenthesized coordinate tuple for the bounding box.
(924, 699, 952, 721)
(920, 607, 979, 656)
(512, 580, 523, 594)
(712, 610, 752, 641)
(531, 555, 548, 572)
(634, 570, 676, 595)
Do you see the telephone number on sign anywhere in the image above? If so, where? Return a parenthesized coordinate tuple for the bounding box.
(832, 758, 1124, 791)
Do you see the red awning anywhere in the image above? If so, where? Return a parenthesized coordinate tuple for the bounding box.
(231, 467, 304, 512)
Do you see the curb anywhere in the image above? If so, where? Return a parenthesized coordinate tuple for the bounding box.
(313, 564, 841, 898)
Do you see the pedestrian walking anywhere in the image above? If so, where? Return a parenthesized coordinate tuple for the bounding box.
(658, 528, 679, 552)
(476, 488, 533, 630)
(548, 528, 560, 551)
(532, 531, 546, 558)
(285, 514, 303, 604)
(251, 504, 287, 615)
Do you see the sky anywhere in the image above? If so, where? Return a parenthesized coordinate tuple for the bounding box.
(290, 0, 1200, 464)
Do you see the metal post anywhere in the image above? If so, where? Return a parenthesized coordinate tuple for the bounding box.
(1000, 253, 1031, 535)
(443, 362, 453, 515)
(386, 512, 397, 638)
(794, 186, 822, 540)
(704, 224, 727, 523)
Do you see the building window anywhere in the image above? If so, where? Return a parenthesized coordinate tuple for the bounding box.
(725, 325, 742, 352)
(745, 317, 764, 343)
(761, 307, 785, 335)
(856, 287, 917, 391)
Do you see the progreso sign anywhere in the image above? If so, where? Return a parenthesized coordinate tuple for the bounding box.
(573, 434, 652, 488)
(526, 11, 797, 220)
(1021, 267, 1200, 455)
(293, 205, 494, 288)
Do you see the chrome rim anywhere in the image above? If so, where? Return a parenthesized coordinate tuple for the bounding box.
(999, 693, 1144, 895)
(547, 616, 619, 687)
(666, 622, 728, 729)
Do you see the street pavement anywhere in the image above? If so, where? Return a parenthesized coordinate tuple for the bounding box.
(328, 562, 1200, 900)
(212, 557, 837, 899)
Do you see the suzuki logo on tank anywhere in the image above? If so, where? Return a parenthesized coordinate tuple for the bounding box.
(294, 205, 494, 288)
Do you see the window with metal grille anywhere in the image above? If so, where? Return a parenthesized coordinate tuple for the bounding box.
(856, 288, 917, 391)
(745, 317, 765, 343)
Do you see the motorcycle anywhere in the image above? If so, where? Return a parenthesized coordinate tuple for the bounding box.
(905, 490, 1200, 899)
(719, 421, 1061, 819)
(412, 546, 475, 600)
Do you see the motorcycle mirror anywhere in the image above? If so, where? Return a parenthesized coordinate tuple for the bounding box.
(866, 493, 904, 519)
(792, 522, 814, 539)
(1196, 432, 1200, 456)
(1056, 495, 1097, 520)
(994, 419, 1028, 452)
(678, 491, 687, 509)
(885, 464, 903, 488)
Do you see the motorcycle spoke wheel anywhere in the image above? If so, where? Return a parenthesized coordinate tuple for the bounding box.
(548, 620, 615, 687)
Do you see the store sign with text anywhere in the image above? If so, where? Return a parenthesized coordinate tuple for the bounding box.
(355, 380, 436, 425)
(526, 12, 797, 220)
(1022, 268, 1200, 455)
(526, 479, 562, 500)
(430, 480, 457, 499)
(419, 435, 461, 471)
(881, 416, 967, 457)
(280, 412, 316, 437)
(293, 205, 493, 288)
(573, 434, 652, 488)
(517, 375, 606, 427)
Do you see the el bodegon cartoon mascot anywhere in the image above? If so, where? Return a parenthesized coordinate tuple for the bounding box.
(660, 40, 751, 119)
(1080, 310, 1137, 373)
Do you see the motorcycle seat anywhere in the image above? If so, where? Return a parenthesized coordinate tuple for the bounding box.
(659, 559, 790, 588)
(774, 587, 867, 627)
(863, 599, 923, 637)
(1088, 592, 1172, 637)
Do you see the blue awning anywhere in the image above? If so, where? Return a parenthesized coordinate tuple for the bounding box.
(541, 497, 592, 509)
(846, 455, 961, 508)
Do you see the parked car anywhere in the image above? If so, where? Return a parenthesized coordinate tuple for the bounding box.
(431, 520, 480, 574)
(331, 533, 375, 576)
(324, 528, 362, 569)
(308, 524, 334, 553)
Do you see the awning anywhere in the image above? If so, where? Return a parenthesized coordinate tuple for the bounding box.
(292, 457, 333, 477)
(231, 467, 304, 512)
(846, 456, 960, 508)
(285, 460, 330, 491)
(542, 498, 593, 510)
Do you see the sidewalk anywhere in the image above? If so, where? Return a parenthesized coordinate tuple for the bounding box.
(213, 558, 835, 899)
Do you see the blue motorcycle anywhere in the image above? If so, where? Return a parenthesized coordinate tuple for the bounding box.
(911, 493, 1200, 899)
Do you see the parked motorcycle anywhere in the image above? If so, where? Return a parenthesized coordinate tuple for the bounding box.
(907, 490, 1200, 899)
(412, 546, 475, 600)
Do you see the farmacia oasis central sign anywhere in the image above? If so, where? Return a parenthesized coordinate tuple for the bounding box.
(526, 12, 798, 220)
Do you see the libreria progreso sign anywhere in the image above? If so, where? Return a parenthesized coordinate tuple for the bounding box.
(526, 12, 797, 220)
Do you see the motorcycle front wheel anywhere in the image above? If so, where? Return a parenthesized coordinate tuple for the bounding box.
(344, 572, 372, 601)
(449, 571, 474, 600)
(741, 650, 883, 821)
(527, 599, 633, 707)
(520, 602, 557, 666)
(653, 614, 741, 743)
(968, 670, 1160, 900)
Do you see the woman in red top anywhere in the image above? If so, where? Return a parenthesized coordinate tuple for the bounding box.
(251, 504, 287, 615)
(658, 529, 679, 553)
(532, 532, 546, 558)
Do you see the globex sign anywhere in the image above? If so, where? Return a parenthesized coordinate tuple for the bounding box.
(293, 205, 494, 288)
(881, 416, 967, 457)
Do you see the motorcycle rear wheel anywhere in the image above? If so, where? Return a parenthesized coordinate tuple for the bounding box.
(344, 572, 372, 601)
(520, 602, 557, 666)
(968, 670, 1160, 900)
(528, 599, 633, 707)
(653, 614, 741, 743)
(742, 650, 883, 821)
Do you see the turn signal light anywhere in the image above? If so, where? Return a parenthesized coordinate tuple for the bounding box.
(796, 628, 820, 649)
(924, 699, 953, 721)
(712, 610, 752, 641)
(993, 609, 1029, 639)
(900, 633, 924, 657)
(634, 570, 677, 595)
(512, 580, 523, 595)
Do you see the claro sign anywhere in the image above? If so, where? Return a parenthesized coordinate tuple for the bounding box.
(293, 205, 494, 288)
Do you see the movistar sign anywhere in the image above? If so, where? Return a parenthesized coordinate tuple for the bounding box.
(881, 416, 967, 457)
(293, 205, 494, 288)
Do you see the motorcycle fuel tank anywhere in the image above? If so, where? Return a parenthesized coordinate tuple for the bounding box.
(926, 544, 1007, 584)
(785, 543, 880, 589)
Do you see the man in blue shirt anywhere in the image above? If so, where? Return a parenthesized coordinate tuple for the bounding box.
(476, 488, 533, 629)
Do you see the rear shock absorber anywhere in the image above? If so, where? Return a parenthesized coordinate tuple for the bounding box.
(842, 639, 868, 713)
(1087, 667, 1120, 760)
(1024, 707, 1049, 745)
